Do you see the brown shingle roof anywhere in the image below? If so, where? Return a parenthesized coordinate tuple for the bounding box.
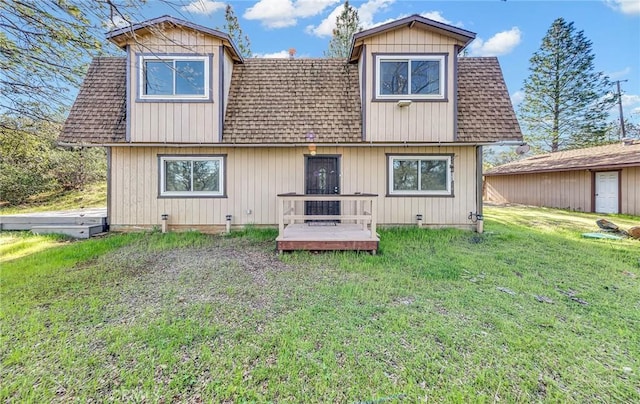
(457, 57, 522, 142)
(61, 56, 522, 145)
(485, 141, 640, 176)
(60, 57, 126, 144)
(223, 59, 362, 143)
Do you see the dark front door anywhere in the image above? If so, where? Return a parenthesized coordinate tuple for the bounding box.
(305, 156, 340, 220)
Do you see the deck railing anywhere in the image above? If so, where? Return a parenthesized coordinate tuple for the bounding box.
(277, 193, 378, 238)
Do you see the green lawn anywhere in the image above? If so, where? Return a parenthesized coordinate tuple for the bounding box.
(1, 206, 638, 402)
(0, 181, 106, 214)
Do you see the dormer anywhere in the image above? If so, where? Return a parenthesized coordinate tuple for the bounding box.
(107, 16, 243, 144)
(349, 15, 475, 143)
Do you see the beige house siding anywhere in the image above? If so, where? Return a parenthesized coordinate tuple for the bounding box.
(110, 146, 478, 230)
(621, 167, 640, 215)
(126, 27, 223, 144)
(361, 27, 464, 143)
(222, 48, 235, 118)
(485, 167, 640, 215)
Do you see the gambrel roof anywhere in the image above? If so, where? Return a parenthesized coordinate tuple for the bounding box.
(223, 59, 361, 143)
(60, 56, 522, 145)
(485, 141, 640, 176)
(61, 57, 126, 143)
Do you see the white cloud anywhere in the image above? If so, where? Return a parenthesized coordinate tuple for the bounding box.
(605, 0, 640, 15)
(254, 50, 292, 58)
(357, 0, 395, 28)
(420, 11, 451, 25)
(245, 0, 339, 29)
(607, 67, 632, 80)
(511, 91, 525, 106)
(621, 94, 640, 107)
(468, 27, 522, 56)
(105, 15, 130, 29)
(181, 0, 226, 16)
(306, 0, 395, 37)
(632, 106, 640, 115)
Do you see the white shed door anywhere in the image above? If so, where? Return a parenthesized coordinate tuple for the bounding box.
(595, 172, 619, 214)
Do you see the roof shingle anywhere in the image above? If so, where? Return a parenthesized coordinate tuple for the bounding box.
(60, 57, 126, 144)
(485, 141, 640, 175)
(60, 56, 523, 145)
(223, 59, 361, 143)
(457, 57, 522, 142)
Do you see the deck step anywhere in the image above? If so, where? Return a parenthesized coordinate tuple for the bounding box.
(31, 224, 105, 239)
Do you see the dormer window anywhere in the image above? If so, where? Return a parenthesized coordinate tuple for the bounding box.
(139, 55, 210, 100)
(375, 54, 446, 100)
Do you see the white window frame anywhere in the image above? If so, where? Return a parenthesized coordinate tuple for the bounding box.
(388, 155, 452, 196)
(139, 55, 210, 100)
(160, 156, 224, 197)
(375, 55, 446, 100)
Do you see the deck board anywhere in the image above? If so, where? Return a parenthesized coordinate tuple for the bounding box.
(276, 223, 379, 252)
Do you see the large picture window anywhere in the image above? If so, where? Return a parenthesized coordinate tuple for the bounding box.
(140, 56, 209, 99)
(159, 156, 224, 197)
(388, 155, 452, 195)
(375, 55, 446, 100)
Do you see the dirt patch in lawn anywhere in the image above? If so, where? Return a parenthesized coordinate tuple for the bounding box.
(101, 237, 301, 325)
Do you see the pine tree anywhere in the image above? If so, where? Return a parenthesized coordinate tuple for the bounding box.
(519, 18, 615, 152)
(221, 4, 252, 58)
(324, 0, 361, 59)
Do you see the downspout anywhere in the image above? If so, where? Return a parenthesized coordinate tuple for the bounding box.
(476, 145, 484, 233)
(106, 147, 112, 230)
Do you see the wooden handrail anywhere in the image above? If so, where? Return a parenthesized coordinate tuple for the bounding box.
(277, 193, 378, 237)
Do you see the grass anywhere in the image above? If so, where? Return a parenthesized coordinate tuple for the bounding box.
(1, 206, 639, 402)
(0, 181, 106, 214)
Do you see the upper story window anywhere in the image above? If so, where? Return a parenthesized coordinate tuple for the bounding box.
(375, 55, 446, 100)
(140, 55, 210, 100)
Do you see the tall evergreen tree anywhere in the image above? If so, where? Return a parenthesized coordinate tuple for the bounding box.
(221, 4, 252, 58)
(324, 0, 361, 59)
(519, 18, 615, 152)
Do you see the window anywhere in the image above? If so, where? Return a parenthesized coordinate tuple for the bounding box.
(375, 55, 445, 99)
(388, 155, 452, 195)
(160, 156, 224, 197)
(140, 56, 209, 99)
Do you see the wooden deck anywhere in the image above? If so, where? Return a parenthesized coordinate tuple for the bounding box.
(0, 208, 107, 239)
(276, 194, 379, 253)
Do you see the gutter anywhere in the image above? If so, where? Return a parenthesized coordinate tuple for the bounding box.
(58, 140, 525, 148)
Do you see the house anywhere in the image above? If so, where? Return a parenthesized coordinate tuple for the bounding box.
(484, 140, 640, 215)
(60, 14, 522, 250)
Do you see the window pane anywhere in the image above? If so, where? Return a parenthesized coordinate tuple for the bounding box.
(420, 160, 448, 191)
(145, 61, 173, 95)
(175, 60, 205, 95)
(165, 160, 191, 192)
(380, 61, 408, 95)
(411, 60, 440, 95)
(393, 160, 418, 190)
(193, 160, 219, 192)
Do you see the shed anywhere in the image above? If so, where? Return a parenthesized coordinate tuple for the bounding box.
(484, 141, 640, 215)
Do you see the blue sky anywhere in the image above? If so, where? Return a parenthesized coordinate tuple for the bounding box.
(115, 0, 640, 124)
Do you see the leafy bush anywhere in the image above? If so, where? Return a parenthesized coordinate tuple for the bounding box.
(0, 116, 106, 205)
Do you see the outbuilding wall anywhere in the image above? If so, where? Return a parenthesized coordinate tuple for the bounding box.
(485, 167, 640, 215)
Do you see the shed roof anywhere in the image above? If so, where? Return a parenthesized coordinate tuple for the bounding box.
(485, 141, 640, 176)
(60, 56, 523, 145)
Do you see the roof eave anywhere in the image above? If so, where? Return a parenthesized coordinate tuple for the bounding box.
(349, 14, 476, 62)
(106, 15, 244, 63)
(485, 162, 640, 176)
